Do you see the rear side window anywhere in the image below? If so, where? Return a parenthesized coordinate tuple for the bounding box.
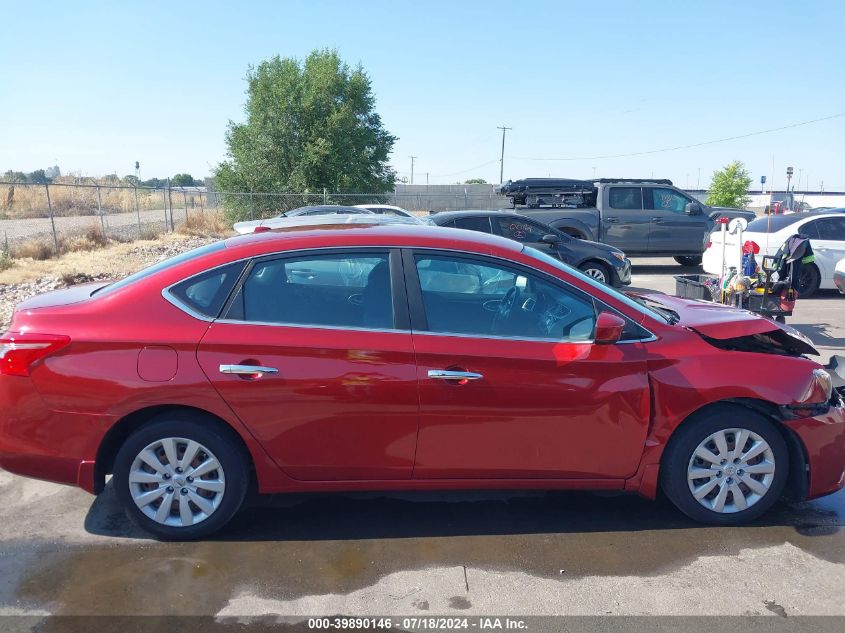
(97, 242, 226, 296)
(453, 216, 493, 232)
(804, 217, 845, 241)
(608, 187, 643, 210)
(227, 252, 394, 329)
(169, 261, 246, 318)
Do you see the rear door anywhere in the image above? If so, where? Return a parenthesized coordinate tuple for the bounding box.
(196, 249, 420, 480)
(602, 186, 649, 252)
(644, 187, 709, 254)
(803, 216, 845, 284)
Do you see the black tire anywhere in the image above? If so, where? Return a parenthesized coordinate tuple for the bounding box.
(579, 261, 611, 285)
(661, 405, 789, 525)
(674, 256, 702, 267)
(798, 264, 821, 297)
(113, 411, 250, 540)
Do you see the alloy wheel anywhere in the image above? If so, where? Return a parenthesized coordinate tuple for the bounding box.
(128, 437, 226, 527)
(583, 268, 607, 283)
(686, 427, 775, 514)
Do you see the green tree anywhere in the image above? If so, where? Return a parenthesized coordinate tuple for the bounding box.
(706, 160, 752, 209)
(215, 49, 397, 219)
(171, 173, 196, 187)
(464, 178, 487, 184)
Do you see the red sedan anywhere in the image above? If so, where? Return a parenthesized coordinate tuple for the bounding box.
(1, 223, 843, 539)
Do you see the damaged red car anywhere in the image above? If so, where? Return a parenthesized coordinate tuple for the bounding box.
(1, 223, 843, 539)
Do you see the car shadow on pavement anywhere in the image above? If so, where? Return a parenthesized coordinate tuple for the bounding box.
(84, 480, 844, 543)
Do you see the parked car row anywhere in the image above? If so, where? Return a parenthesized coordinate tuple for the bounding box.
(2, 219, 843, 540)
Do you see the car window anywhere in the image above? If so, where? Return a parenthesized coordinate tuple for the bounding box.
(169, 261, 246, 318)
(95, 242, 225, 296)
(608, 187, 643, 210)
(646, 188, 689, 213)
(804, 217, 845, 241)
(452, 216, 492, 232)
(414, 254, 596, 341)
(493, 217, 548, 243)
(229, 252, 394, 329)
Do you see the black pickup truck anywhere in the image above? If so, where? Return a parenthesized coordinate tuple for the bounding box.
(498, 178, 756, 266)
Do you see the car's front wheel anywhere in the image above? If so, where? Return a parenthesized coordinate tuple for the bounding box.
(579, 261, 611, 284)
(661, 407, 788, 524)
(113, 412, 249, 540)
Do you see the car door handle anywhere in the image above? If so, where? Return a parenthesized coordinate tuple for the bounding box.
(651, 217, 663, 222)
(219, 364, 279, 376)
(605, 217, 619, 223)
(428, 370, 484, 381)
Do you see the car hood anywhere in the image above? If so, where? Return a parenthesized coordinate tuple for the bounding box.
(637, 293, 818, 356)
(567, 237, 624, 257)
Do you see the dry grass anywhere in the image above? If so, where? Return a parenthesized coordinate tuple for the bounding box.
(0, 232, 212, 286)
(178, 211, 232, 238)
(9, 224, 113, 261)
(1, 182, 164, 218)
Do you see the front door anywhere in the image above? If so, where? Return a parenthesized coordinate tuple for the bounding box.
(644, 187, 709, 254)
(196, 249, 419, 481)
(405, 250, 651, 479)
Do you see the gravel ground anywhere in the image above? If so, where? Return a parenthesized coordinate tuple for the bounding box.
(0, 235, 215, 330)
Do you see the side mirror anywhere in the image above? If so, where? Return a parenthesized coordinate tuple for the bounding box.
(685, 202, 703, 216)
(541, 233, 562, 245)
(594, 311, 627, 345)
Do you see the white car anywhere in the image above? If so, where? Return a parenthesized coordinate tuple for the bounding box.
(233, 212, 424, 235)
(354, 204, 416, 218)
(703, 211, 845, 296)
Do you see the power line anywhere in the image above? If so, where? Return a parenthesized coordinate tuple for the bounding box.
(430, 159, 499, 178)
(512, 112, 845, 161)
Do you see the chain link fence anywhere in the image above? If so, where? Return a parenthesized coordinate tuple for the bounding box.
(0, 181, 510, 254)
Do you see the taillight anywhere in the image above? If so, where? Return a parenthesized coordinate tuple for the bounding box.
(705, 241, 712, 249)
(0, 333, 70, 377)
(253, 226, 272, 233)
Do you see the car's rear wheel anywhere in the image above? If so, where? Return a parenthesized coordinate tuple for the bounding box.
(661, 407, 788, 524)
(113, 413, 249, 540)
(579, 261, 611, 284)
(674, 256, 702, 267)
(798, 263, 821, 297)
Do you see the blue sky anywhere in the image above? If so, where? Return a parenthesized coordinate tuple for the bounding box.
(1, 0, 843, 190)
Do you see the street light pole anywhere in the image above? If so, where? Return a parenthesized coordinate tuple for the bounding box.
(409, 156, 417, 185)
(497, 126, 512, 184)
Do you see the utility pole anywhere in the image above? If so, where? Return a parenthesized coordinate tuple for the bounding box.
(409, 156, 417, 184)
(497, 126, 512, 184)
(425, 172, 429, 186)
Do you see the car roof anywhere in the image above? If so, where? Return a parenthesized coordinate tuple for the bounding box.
(745, 211, 845, 234)
(224, 222, 522, 257)
(429, 209, 519, 222)
(287, 205, 369, 214)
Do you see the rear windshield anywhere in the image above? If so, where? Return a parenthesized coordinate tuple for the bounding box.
(745, 214, 809, 233)
(94, 242, 225, 296)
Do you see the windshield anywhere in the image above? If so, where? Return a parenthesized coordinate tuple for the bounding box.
(523, 246, 670, 323)
(93, 242, 226, 296)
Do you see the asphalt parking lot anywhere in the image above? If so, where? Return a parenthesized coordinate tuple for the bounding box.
(1, 258, 843, 619)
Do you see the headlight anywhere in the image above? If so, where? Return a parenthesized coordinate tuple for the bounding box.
(610, 251, 626, 262)
(811, 369, 833, 403)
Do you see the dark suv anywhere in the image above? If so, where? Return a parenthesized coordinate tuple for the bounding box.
(428, 210, 631, 287)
